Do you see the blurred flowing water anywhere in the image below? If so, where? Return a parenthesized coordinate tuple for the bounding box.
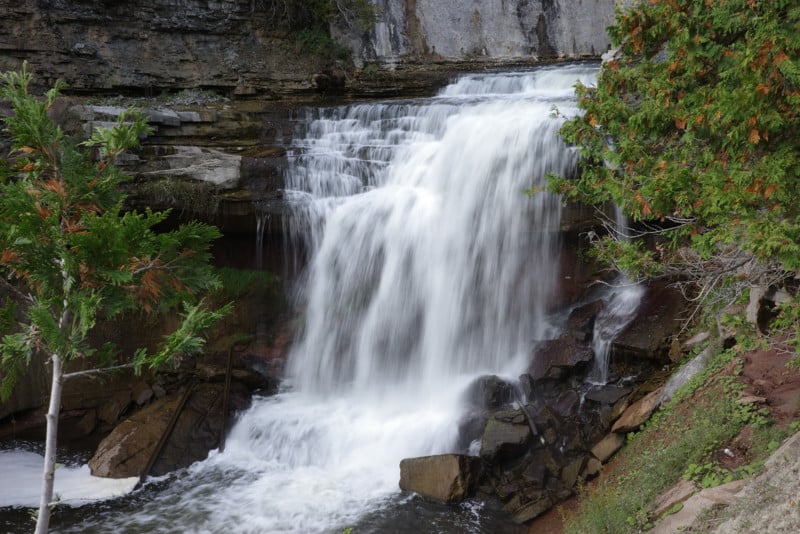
(1, 63, 605, 533)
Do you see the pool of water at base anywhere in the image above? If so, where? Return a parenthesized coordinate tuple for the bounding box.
(2, 475, 526, 534)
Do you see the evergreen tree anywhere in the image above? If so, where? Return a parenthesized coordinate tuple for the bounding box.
(553, 0, 800, 305)
(0, 64, 227, 533)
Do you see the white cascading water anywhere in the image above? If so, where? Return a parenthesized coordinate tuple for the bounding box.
(2, 64, 601, 533)
(588, 206, 644, 384)
(285, 65, 596, 395)
(589, 282, 644, 384)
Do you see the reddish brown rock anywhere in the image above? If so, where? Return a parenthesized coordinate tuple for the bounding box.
(399, 454, 481, 503)
(612, 387, 663, 433)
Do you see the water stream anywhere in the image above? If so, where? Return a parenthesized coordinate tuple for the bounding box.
(1, 63, 605, 533)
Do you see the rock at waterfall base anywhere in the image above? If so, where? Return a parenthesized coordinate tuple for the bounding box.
(480, 414, 532, 461)
(591, 432, 625, 464)
(399, 454, 481, 503)
(612, 387, 663, 433)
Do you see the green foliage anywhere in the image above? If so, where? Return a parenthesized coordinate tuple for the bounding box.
(134, 300, 232, 372)
(212, 267, 280, 301)
(771, 295, 800, 364)
(292, 28, 351, 62)
(555, 0, 800, 273)
(258, 0, 376, 63)
(258, 0, 376, 31)
(565, 343, 775, 533)
(586, 238, 660, 280)
(683, 461, 733, 488)
(0, 63, 225, 399)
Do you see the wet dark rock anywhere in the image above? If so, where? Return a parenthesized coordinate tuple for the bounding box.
(522, 460, 547, 488)
(464, 375, 514, 410)
(0, 352, 48, 421)
(472, 361, 661, 525)
(565, 300, 604, 342)
(89, 381, 249, 478)
(612, 281, 688, 362)
(509, 493, 553, 524)
(525, 298, 605, 381)
(480, 416, 533, 462)
(528, 337, 595, 380)
(455, 411, 488, 453)
(552, 390, 580, 419)
(584, 384, 633, 405)
(399, 454, 481, 504)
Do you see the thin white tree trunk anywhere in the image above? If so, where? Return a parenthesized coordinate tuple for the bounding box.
(35, 353, 63, 534)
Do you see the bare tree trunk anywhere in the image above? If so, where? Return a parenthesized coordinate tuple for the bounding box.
(35, 353, 63, 534)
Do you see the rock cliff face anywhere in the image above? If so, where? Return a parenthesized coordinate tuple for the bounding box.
(355, 0, 622, 64)
(0, 0, 327, 96)
(0, 0, 624, 96)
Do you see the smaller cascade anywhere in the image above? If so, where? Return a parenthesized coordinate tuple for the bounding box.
(255, 212, 269, 271)
(589, 281, 645, 384)
(589, 205, 643, 384)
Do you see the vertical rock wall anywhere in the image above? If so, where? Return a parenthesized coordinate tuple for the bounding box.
(1, 1, 627, 95)
(0, 0, 326, 95)
(356, 0, 625, 64)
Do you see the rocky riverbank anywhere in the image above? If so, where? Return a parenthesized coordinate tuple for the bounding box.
(399, 281, 690, 524)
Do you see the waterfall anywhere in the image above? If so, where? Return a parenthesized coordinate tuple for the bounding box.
(589, 282, 644, 384)
(285, 64, 595, 395)
(255, 211, 269, 271)
(27, 63, 601, 533)
(588, 205, 643, 384)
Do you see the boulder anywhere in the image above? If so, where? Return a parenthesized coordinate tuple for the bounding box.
(657, 348, 713, 407)
(464, 375, 514, 410)
(89, 382, 235, 478)
(591, 432, 625, 463)
(131, 380, 154, 406)
(653, 478, 697, 519)
(399, 454, 481, 503)
(612, 387, 663, 433)
(480, 413, 533, 462)
(584, 385, 632, 405)
(528, 337, 594, 380)
(650, 480, 746, 534)
(681, 331, 711, 352)
(89, 394, 181, 478)
(97, 390, 133, 426)
(552, 389, 580, 419)
(560, 456, 587, 488)
(612, 281, 688, 361)
(527, 300, 602, 382)
(522, 459, 547, 488)
(509, 493, 553, 524)
(565, 300, 604, 342)
(581, 457, 603, 479)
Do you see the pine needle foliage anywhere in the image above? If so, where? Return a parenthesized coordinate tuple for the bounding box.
(0, 64, 227, 392)
(0, 63, 230, 533)
(552, 0, 800, 278)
